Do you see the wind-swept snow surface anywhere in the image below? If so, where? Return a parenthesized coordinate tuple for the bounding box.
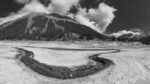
(0, 41, 149, 84)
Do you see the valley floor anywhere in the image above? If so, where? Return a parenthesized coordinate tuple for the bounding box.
(0, 41, 149, 84)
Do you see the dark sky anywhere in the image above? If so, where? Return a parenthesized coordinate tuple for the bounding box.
(105, 0, 150, 33)
(0, 0, 24, 17)
(0, 0, 150, 33)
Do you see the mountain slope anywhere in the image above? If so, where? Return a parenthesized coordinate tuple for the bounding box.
(0, 13, 107, 41)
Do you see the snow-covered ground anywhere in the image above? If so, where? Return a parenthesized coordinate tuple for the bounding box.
(0, 41, 149, 84)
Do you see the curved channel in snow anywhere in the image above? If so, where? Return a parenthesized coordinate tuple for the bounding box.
(15, 47, 119, 79)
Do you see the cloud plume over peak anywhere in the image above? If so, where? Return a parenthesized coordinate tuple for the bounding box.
(48, 0, 79, 15)
(0, 0, 116, 34)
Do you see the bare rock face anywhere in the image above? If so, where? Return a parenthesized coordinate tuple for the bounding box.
(0, 13, 106, 41)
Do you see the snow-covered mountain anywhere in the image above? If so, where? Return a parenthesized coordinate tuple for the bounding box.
(0, 13, 149, 45)
(0, 13, 107, 41)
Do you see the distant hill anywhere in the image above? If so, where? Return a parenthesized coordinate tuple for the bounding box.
(115, 33, 150, 45)
(139, 35, 150, 45)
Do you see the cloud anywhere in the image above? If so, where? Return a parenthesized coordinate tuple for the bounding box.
(0, 0, 116, 34)
(110, 30, 142, 37)
(48, 0, 79, 15)
(75, 3, 116, 33)
(15, 0, 79, 15)
(18, 0, 49, 13)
